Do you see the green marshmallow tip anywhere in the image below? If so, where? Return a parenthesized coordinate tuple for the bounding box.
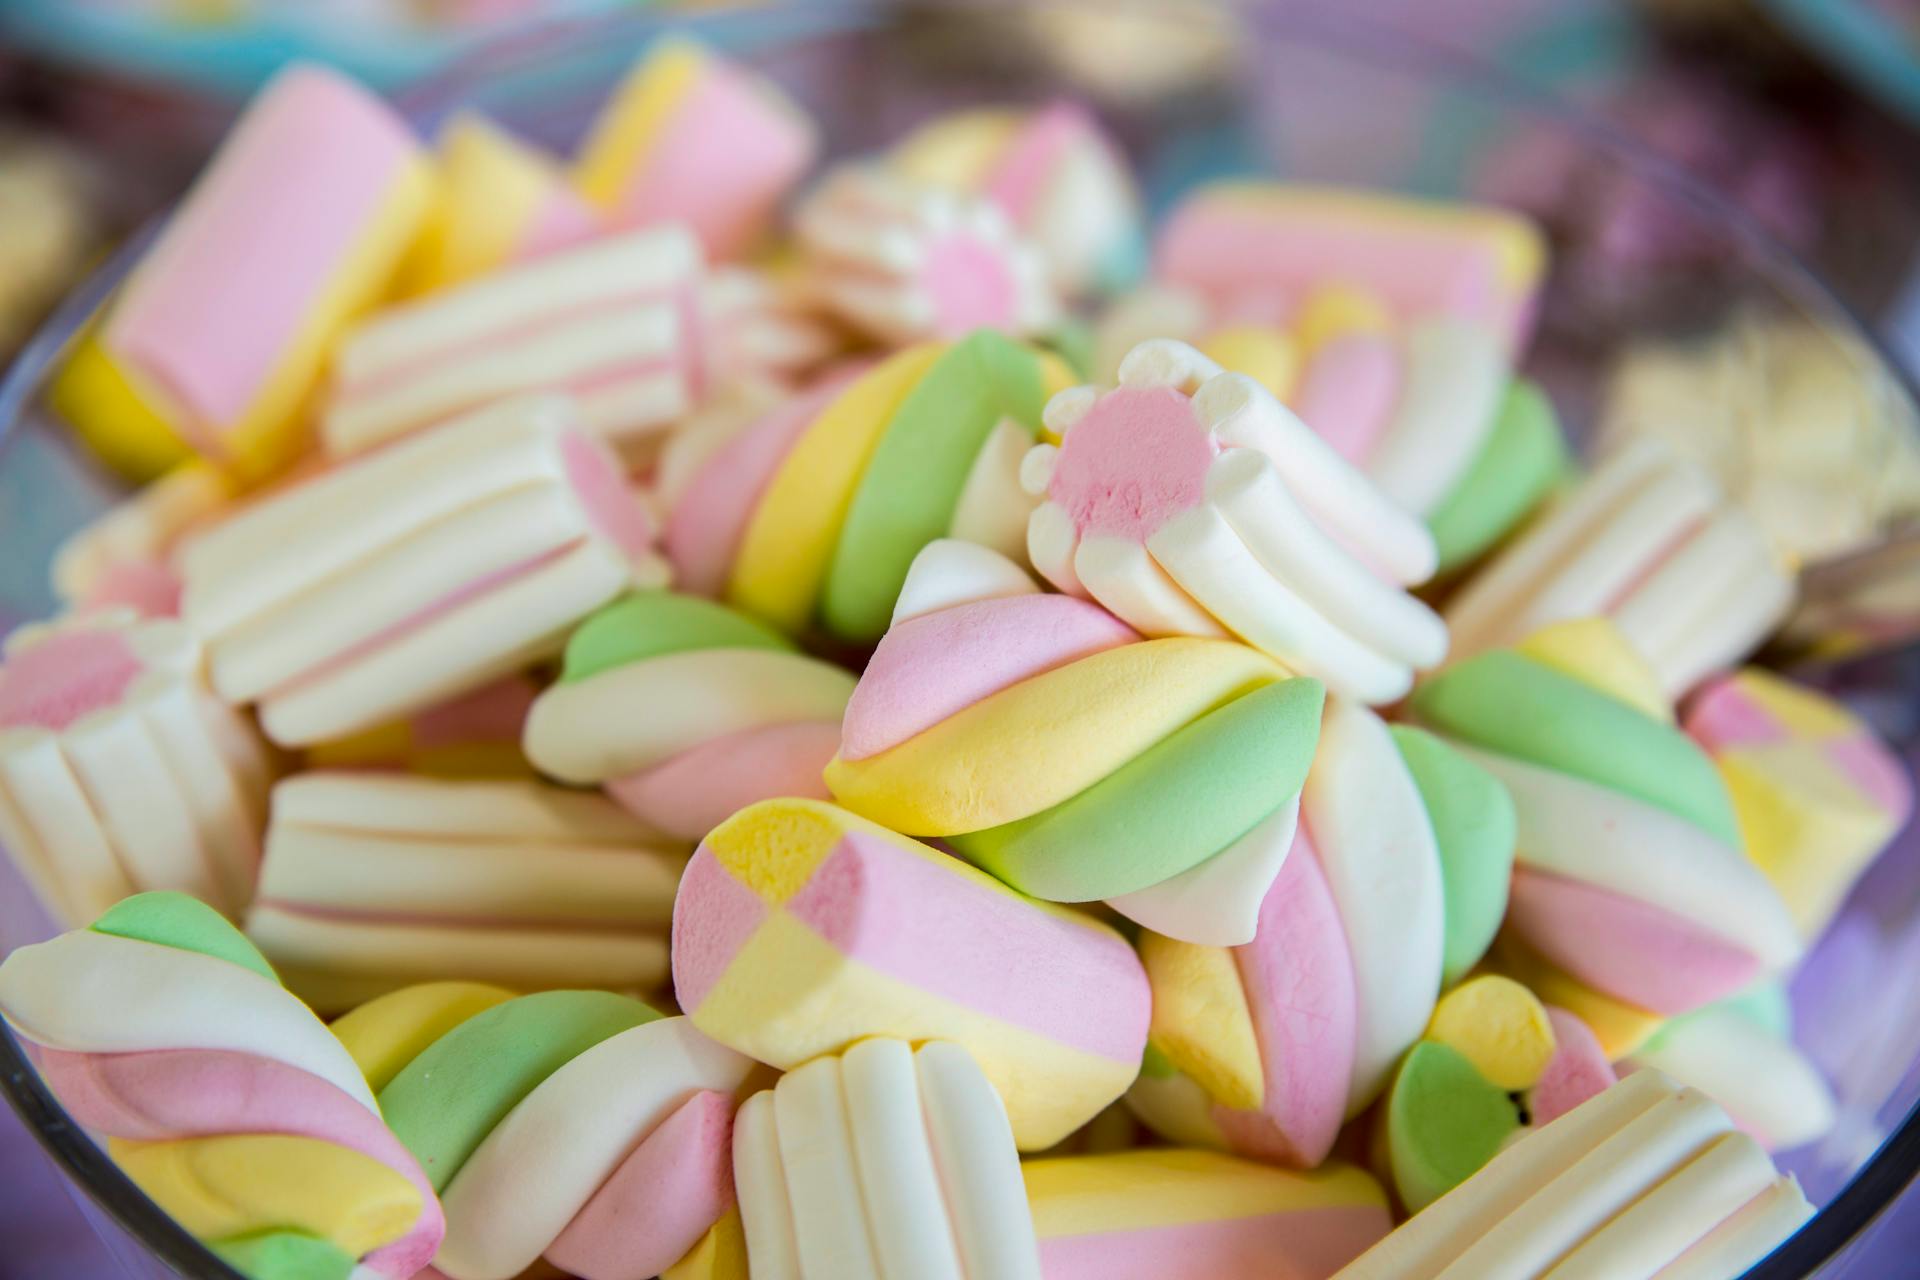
(91, 892, 278, 984)
(211, 1231, 356, 1280)
(1426, 378, 1570, 574)
(1391, 725, 1517, 987)
(1387, 1041, 1521, 1214)
(561, 590, 793, 683)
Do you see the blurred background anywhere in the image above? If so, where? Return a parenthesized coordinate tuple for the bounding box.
(5, 0, 1920, 1275)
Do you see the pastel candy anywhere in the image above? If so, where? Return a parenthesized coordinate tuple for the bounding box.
(324, 227, 705, 460)
(796, 165, 1060, 346)
(1386, 1041, 1521, 1215)
(398, 113, 600, 297)
(1527, 1006, 1620, 1129)
(1413, 620, 1802, 1018)
(888, 100, 1143, 296)
(670, 797, 1150, 1149)
(1153, 182, 1546, 356)
(523, 591, 856, 841)
(574, 37, 818, 259)
(1128, 702, 1507, 1164)
(304, 674, 539, 779)
(1445, 438, 1796, 697)
(662, 332, 1074, 644)
(0, 610, 273, 926)
(697, 265, 846, 394)
(732, 1039, 1040, 1279)
(50, 65, 431, 483)
(1089, 286, 1297, 398)
(827, 541, 1326, 944)
(0, 893, 442, 1279)
(180, 396, 665, 746)
(1025, 1148, 1391, 1279)
(360, 986, 754, 1280)
(1684, 667, 1912, 938)
(1023, 339, 1448, 704)
(1334, 1070, 1811, 1280)
(1626, 993, 1836, 1153)
(51, 462, 231, 617)
(245, 772, 685, 1012)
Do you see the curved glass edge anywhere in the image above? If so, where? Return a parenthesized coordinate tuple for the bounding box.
(0, 2, 1915, 1277)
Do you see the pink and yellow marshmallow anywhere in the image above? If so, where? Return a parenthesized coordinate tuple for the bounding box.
(1023, 337, 1448, 705)
(51, 462, 231, 618)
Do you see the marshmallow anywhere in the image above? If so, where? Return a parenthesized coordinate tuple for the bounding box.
(50, 65, 431, 483)
(0, 611, 272, 925)
(670, 797, 1150, 1150)
(1024, 339, 1448, 704)
(304, 673, 539, 779)
(0, 893, 442, 1279)
(245, 772, 685, 1012)
(180, 396, 665, 746)
(732, 1039, 1040, 1279)
(51, 463, 231, 617)
(524, 591, 856, 842)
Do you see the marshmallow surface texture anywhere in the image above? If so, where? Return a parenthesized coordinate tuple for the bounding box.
(671, 797, 1150, 1149)
(574, 37, 818, 259)
(1334, 1070, 1812, 1280)
(0, 611, 272, 926)
(180, 396, 665, 746)
(797, 165, 1061, 346)
(1413, 620, 1802, 1027)
(351, 985, 754, 1280)
(246, 772, 685, 1012)
(324, 226, 705, 459)
(1445, 438, 1795, 698)
(52, 64, 431, 482)
(1024, 339, 1447, 704)
(1025, 1148, 1391, 1279)
(523, 590, 857, 842)
(662, 332, 1073, 644)
(828, 540, 1327, 945)
(889, 100, 1143, 297)
(0, 893, 442, 1280)
(52, 462, 231, 617)
(1685, 667, 1912, 939)
(732, 1038, 1041, 1280)
(303, 673, 539, 779)
(1126, 705, 1513, 1165)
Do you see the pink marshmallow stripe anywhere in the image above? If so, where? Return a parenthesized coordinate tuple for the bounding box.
(1682, 677, 1786, 750)
(840, 595, 1138, 761)
(0, 628, 145, 732)
(922, 233, 1023, 336)
(984, 101, 1102, 229)
(606, 718, 843, 843)
(1507, 869, 1761, 1016)
(1048, 385, 1217, 543)
(1292, 334, 1401, 466)
(561, 430, 657, 562)
(1037, 1202, 1391, 1280)
(106, 65, 421, 434)
(1529, 1007, 1616, 1129)
(409, 674, 538, 750)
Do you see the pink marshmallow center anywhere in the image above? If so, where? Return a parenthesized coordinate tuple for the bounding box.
(923, 233, 1020, 335)
(1048, 385, 1217, 542)
(0, 628, 146, 732)
(561, 430, 656, 562)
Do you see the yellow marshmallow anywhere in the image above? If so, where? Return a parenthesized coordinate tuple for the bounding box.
(1424, 975, 1556, 1092)
(1517, 618, 1672, 722)
(1139, 934, 1264, 1110)
(328, 980, 516, 1092)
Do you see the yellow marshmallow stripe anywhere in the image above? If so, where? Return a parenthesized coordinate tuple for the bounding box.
(1023, 1149, 1386, 1238)
(1424, 975, 1555, 1093)
(400, 115, 574, 297)
(1138, 933, 1265, 1111)
(574, 38, 708, 210)
(329, 980, 516, 1092)
(825, 637, 1288, 835)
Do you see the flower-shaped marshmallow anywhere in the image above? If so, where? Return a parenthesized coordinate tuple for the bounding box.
(1024, 338, 1447, 704)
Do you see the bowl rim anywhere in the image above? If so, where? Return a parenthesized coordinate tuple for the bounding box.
(3, 3, 1918, 1277)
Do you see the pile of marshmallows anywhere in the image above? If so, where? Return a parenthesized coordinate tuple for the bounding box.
(0, 40, 1910, 1280)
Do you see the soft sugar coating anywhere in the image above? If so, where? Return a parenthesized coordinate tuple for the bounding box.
(1128, 704, 1514, 1167)
(829, 540, 1328, 946)
(1025, 1148, 1390, 1279)
(245, 772, 686, 1012)
(671, 797, 1150, 1150)
(574, 37, 819, 260)
(1338, 1071, 1811, 1280)
(523, 591, 856, 842)
(1685, 667, 1912, 939)
(0, 611, 272, 926)
(0, 894, 442, 1280)
(732, 1039, 1041, 1280)
(1024, 339, 1448, 704)
(51, 64, 432, 483)
(345, 984, 754, 1280)
(662, 332, 1076, 645)
(180, 396, 665, 746)
(1445, 439, 1796, 698)
(1413, 619, 1802, 1044)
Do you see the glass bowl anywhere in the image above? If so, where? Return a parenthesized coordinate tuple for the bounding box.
(3, 3, 1918, 1276)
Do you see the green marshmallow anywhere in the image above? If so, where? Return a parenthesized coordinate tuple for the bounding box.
(821, 330, 1049, 643)
(1392, 725, 1517, 987)
(379, 990, 658, 1192)
(1387, 1041, 1521, 1214)
(950, 677, 1325, 901)
(1411, 650, 1741, 847)
(560, 590, 793, 684)
(211, 1231, 355, 1280)
(1426, 379, 1570, 574)
(91, 892, 278, 983)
